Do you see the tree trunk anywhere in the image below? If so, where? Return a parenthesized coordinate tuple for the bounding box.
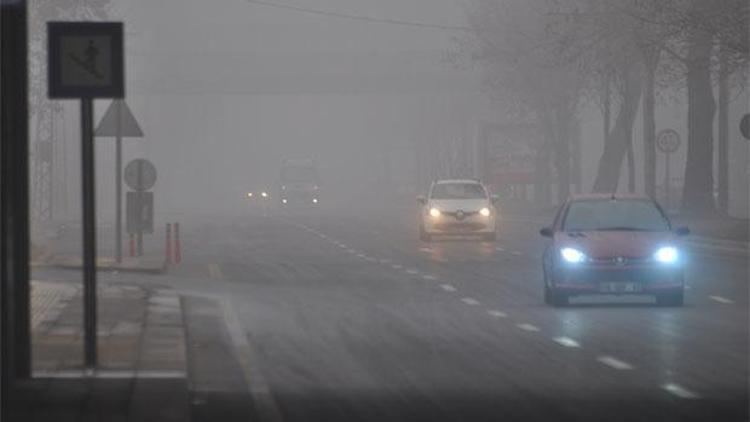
(534, 141, 551, 207)
(717, 41, 729, 215)
(642, 52, 658, 198)
(682, 28, 717, 215)
(592, 62, 644, 192)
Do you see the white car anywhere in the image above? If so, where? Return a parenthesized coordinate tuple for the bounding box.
(418, 179, 498, 241)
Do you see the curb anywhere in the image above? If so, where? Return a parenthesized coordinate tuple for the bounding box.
(33, 255, 168, 274)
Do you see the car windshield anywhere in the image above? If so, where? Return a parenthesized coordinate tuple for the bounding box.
(563, 200, 670, 231)
(281, 166, 317, 183)
(431, 183, 486, 200)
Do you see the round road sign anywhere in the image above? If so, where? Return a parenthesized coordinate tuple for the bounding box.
(124, 159, 156, 191)
(656, 129, 681, 154)
(740, 114, 750, 141)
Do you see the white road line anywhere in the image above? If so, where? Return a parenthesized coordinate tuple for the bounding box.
(684, 285, 692, 290)
(392, 264, 403, 270)
(419, 247, 433, 253)
(486, 309, 507, 318)
(709, 295, 734, 304)
(516, 323, 540, 332)
(406, 269, 419, 275)
(422, 275, 437, 280)
(207, 263, 223, 279)
(440, 284, 457, 292)
(379, 259, 391, 264)
(495, 247, 506, 252)
(356, 254, 367, 259)
(597, 356, 634, 370)
(553, 337, 581, 348)
(510, 251, 523, 256)
(461, 297, 480, 306)
(339, 244, 348, 249)
(662, 383, 700, 399)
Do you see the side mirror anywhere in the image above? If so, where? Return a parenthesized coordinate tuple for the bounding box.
(490, 194, 500, 204)
(675, 226, 690, 236)
(539, 227, 553, 238)
(417, 195, 427, 205)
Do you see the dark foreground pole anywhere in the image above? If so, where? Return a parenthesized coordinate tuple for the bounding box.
(81, 98, 97, 369)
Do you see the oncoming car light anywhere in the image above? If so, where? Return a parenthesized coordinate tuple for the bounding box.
(560, 247, 586, 264)
(429, 208, 441, 218)
(479, 207, 491, 217)
(654, 246, 679, 264)
(261, 191, 269, 198)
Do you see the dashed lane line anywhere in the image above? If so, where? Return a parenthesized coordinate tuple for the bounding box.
(709, 295, 734, 304)
(553, 337, 581, 348)
(486, 309, 507, 318)
(422, 275, 437, 281)
(516, 323, 540, 332)
(662, 383, 700, 399)
(406, 269, 420, 275)
(461, 297, 481, 306)
(597, 356, 634, 370)
(440, 284, 457, 292)
(392, 264, 403, 270)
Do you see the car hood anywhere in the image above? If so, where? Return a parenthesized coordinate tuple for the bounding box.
(428, 199, 489, 212)
(554, 230, 677, 259)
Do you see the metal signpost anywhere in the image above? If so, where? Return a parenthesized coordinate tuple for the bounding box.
(48, 22, 124, 370)
(124, 159, 157, 255)
(656, 129, 681, 209)
(95, 100, 143, 263)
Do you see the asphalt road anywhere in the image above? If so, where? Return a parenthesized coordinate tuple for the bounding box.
(145, 204, 749, 421)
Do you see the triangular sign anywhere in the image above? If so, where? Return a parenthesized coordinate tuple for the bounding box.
(95, 99, 144, 137)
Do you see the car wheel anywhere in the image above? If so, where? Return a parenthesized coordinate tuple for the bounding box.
(544, 273, 567, 307)
(656, 291, 684, 307)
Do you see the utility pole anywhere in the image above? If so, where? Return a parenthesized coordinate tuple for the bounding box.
(1, 0, 33, 391)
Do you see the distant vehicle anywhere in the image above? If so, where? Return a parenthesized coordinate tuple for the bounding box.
(539, 194, 690, 307)
(417, 179, 498, 242)
(279, 159, 320, 206)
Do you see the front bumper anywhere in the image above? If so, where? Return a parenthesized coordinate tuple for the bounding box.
(423, 215, 496, 234)
(551, 264, 684, 295)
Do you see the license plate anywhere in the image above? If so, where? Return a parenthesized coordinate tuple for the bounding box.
(600, 282, 642, 293)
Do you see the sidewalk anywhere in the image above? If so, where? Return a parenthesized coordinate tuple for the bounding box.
(9, 282, 190, 421)
(31, 221, 168, 274)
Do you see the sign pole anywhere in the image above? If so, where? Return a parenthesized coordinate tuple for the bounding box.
(115, 101, 123, 263)
(80, 98, 97, 369)
(664, 151, 671, 211)
(137, 160, 143, 256)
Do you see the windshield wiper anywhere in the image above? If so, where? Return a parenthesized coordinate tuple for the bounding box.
(593, 227, 655, 231)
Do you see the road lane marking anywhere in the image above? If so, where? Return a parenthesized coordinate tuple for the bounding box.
(486, 309, 507, 318)
(509, 251, 523, 256)
(440, 284, 457, 292)
(419, 247, 433, 253)
(356, 254, 367, 259)
(379, 259, 391, 264)
(422, 275, 437, 280)
(392, 264, 403, 270)
(406, 269, 419, 275)
(339, 244, 348, 249)
(208, 263, 223, 279)
(684, 285, 692, 290)
(461, 297, 480, 306)
(709, 295, 733, 304)
(495, 247, 506, 252)
(553, 337, 581, 348)
(597, 356, 634, 370)
(516, 323, 540, 332)
(662, 383, 700, 399)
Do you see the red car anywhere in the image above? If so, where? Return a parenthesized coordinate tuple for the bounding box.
(540, 194, 689, 307)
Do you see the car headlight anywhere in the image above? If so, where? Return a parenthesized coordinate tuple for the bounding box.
(282, 198, 288, 204)
(654, 246, 679, 264)
(313, 198, 318, 204)
(429, 208, 441, 218)
(247, 192, 253, 198)
(479, 207, 491, 217)
(261, 191, 268, 198)
(560, 247, 586, 264)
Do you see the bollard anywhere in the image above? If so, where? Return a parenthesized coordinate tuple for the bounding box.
(174, 222, 182, 264)
(165, 223, 172, 265)
(129, 234, 136, 257)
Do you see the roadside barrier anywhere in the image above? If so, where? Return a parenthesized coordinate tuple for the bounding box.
(174, 223, 182, 264)
(165, 223, 172, 265)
